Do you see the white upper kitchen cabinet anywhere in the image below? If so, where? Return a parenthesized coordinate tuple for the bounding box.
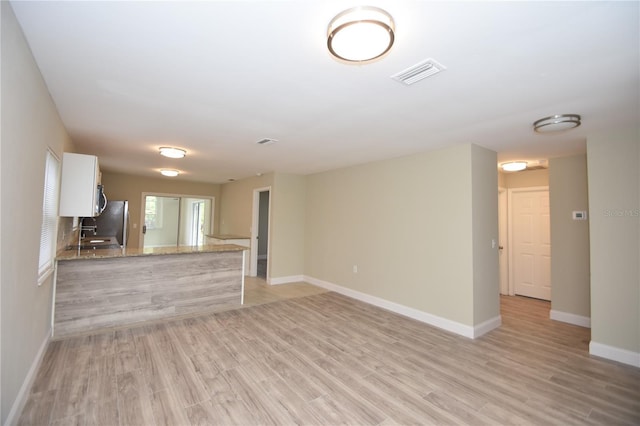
(59, 153, 101, 217)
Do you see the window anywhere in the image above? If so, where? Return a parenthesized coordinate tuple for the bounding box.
(38, 149, 60, 284)
(145, 195, 162, 229)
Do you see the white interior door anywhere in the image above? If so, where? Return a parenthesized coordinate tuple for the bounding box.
(510, 189, 551, 300)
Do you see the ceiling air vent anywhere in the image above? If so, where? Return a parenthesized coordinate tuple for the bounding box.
(256, 138, 277, 145)
(391, 58, 446, 86)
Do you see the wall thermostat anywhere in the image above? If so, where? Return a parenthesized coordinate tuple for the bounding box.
(572, 211, 587, 220)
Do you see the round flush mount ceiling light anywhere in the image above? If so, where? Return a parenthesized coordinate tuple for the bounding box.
(501, 161, 528, 172)
(160, 169, 180, 177)
(327, 6, 395, 63)
(533, 114, 581, 133)
(159, 147, 186, 158)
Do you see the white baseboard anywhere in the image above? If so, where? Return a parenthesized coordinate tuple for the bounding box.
(4, 328, 51, 426)
(589, 341, 640, 368)
(550, 310, 591, 328)
(473, 315, 503, 338)
(303, 275, 500, 339)
(267, 275, 305, 286)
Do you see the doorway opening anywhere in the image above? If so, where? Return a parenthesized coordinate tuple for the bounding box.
(250, 187, 271, 278)
(141, 193, 214, 249)
(498, 186, 551, 300)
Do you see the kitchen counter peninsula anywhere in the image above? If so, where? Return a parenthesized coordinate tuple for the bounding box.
(205, 233, 250, 240)
(54, 244, 246, 337)
(205, 234, 251, 274)
(56, 242, 246, 260)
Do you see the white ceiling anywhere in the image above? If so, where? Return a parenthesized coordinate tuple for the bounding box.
(11, 1, 640, 183)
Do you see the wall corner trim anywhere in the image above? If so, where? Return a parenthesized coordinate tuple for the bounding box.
(589, 341, 640, 368)
(267, 275, 305, 286)
(473, 315, 502, 338)
(4, 328, 52, 426)
(303, 275, 500, 339)
(550, 310, 591, 328)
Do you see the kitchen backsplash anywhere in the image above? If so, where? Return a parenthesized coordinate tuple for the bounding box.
(57, 216, 78, 252)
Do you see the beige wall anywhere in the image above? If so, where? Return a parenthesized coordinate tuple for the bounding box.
(0, 3, 74, 422)
(100, 172, 221, 248)
(270, 173, 306, 279)
(501, 168, 549, 188)
(219, 173, 275, 275)
(218, 173, 306, 280)
(471, 145, 500, 324)
(587, 129, 639, 356)
(219, 173, 274, 236)
(498, 170, 506, 187)
(549, 155, 591, 319)
(305, 143, 499, 328)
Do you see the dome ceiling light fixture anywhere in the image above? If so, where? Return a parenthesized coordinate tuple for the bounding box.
(533, 114, 581, 133)
(159, 147, 186, 158)
(327, 6, 395, 64)
(160, 169, 180, 177)
(501, 161, 528, 172)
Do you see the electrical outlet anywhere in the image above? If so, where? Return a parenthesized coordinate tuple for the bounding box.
(353, 265, 358, 273)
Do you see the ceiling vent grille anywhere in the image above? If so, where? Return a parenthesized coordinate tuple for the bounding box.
(256, 138, 277, 145)
(391, 58, 446, 86)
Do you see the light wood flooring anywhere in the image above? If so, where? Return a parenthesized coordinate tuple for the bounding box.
(19, 284, 640, 425)
(243, 276, 328, 308)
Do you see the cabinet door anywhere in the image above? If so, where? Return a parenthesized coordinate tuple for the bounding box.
(59, 153, 99, 217)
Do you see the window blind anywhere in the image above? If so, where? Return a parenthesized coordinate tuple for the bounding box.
(38, 149, 60, 282)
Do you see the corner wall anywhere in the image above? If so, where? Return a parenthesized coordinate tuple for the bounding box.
(270, 174, 306, 280)
(219, 173, 274, 236)
(1, 3, 73, 422)
(587, 129, 639, 367)
(549, 155, 591, 326)
(471, 145, 500, 326)
(218, 173, 275, 276)
(304, 143, 500, 336)
(218, 172, 307, 282)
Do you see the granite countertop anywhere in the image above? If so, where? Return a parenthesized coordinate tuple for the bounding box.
(66, 236, 121, 250)
(57, 243, 247, 261)
(206, 234, 250, 240)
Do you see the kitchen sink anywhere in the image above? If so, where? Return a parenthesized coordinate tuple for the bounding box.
(66, 243, 122, 250)
(66, 236, 122, 250)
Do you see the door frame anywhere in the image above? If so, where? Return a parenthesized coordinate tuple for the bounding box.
(250, 186, 271, 277)
(507, 186, 549, 297)
(190, 200, 207, 246)
(498, 187, 509, 295)
(140, 192, 215, 248)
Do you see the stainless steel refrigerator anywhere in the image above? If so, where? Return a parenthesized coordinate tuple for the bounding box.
(92, 200, 129, 247)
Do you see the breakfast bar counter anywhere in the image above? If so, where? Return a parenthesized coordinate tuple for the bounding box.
(56, 242, 246, 260)
(54, 244, 246, 338)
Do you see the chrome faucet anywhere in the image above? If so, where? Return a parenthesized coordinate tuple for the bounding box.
(77, 217, 97, 250)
